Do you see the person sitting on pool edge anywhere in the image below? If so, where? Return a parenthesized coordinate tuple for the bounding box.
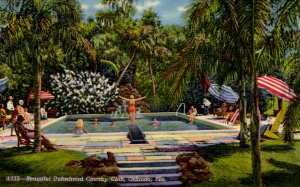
(188, 106, 198, 123)
(119, 95, 146, 125)
(74, 119, 88, 135)
(152, 117, 160, 127)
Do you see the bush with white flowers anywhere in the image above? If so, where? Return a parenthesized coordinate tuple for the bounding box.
(49, 70, 118, 115)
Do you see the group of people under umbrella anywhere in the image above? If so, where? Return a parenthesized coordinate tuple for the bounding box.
(203, 75, 297, 124)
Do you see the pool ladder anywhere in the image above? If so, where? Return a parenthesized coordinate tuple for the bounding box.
(176, 103, 186, 116)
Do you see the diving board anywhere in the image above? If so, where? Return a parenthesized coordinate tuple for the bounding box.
(127, 125, 147, 144)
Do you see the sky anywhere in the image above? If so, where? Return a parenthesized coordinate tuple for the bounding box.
(77, 0, 191, 25)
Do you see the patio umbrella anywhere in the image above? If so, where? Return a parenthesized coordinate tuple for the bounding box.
(0, 77, 8, 94)
(257, 75, 297, 102)
(208, 84, 239, 104)
(29, 91, 55, 100)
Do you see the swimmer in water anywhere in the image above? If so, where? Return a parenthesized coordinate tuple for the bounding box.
(93, 118, 98, 129)
(74, 119, 88, 135)
(111, 120, 116, 129)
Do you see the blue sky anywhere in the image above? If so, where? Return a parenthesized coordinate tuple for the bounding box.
(78, 0, 191, 25)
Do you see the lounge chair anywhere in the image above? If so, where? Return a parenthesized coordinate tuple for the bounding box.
(14, 115, 57, 151)
(263, 108, 286, 139)
(227, 109, 240, 128)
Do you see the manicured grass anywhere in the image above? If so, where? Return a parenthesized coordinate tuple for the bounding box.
(0, 147, 117, 187)
(193, 139, 300, 187)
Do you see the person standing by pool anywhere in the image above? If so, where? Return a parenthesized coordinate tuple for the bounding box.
(119, 95, 146, 125)
(203, 98, 211, 115)
(6, 96, 14, 115)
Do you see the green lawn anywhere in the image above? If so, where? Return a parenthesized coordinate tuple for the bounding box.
(0, 140, 299, 187)
(195, 140, 300, 187)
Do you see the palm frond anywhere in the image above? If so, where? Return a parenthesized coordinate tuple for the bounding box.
(100, 59, 119, 76)
(282, 100, 300, 145)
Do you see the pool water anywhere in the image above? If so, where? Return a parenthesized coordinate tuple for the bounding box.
(42, 116, 217, 134)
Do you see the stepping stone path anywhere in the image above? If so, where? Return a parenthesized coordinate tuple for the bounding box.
(84, 143, 201, 187)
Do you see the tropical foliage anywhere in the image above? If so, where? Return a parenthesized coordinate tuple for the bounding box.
(0, 0, 299, 186)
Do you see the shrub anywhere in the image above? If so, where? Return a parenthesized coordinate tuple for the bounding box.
(49, 70, 118, 115)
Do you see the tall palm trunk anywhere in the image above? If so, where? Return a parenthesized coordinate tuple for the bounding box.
(33, 61, 42, 153)
(249, 0, 262, 185)
(147, 56, 156, 95)
(116, 47, 137, 85)
(131, 65, 137, 88)
(239, 71, 248, 147)
(250, 70, 262, 186)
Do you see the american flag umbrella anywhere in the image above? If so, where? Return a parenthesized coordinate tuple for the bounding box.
(208, 84, 239, 104)
(29, 91, 55, 100)
(257, 76, 297, 102)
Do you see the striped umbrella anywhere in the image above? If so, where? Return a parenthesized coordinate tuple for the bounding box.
(257, 76, 297, 102)
(208, 84, 239, 104)
(29, 91, 55, 100)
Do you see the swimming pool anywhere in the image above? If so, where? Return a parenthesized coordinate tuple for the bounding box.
(42, 113, 224, 134)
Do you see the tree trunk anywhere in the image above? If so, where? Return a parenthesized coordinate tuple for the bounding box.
(250, 0, 262, 185)
(278, 98, 282, 111)
(250, 71, 262, 186)
(148, 56, 156, 95)
(131, 65, 137, 88)
(33, 62, 42, 153)
(116, 47, 137, 85)
(239, 72, 248, 147)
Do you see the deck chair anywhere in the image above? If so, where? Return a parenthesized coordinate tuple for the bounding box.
(14, 119, 34, 147)
(228, 109, 240, 128)
(263, 108, 286, 139)
(14, 115, 57, 151)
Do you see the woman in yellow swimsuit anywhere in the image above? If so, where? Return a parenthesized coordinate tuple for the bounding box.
(119, 95, 146, 125)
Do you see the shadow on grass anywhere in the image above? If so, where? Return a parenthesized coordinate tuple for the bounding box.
(238, 158, 300, 186)
(263, 158, 300, 186)
(197, 143, 250, 162)
(0, 147, 117, 187)
(261, 139, 300, 152)
(0, 147, 38, 176)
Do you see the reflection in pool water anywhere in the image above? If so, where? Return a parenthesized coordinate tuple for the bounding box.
(42, 116, 217, 134)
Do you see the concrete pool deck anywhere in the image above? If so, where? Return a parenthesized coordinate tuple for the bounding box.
(2, 113, 293, 162)
(0, 114, 241, 159)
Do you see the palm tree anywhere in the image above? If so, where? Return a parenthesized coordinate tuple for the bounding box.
(1, 0, 95, 152)
(96, 2, 169, 95)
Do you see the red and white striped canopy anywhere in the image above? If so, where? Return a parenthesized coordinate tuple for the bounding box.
(257, 76, 297, 102)
(29, 91, 55, 100)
